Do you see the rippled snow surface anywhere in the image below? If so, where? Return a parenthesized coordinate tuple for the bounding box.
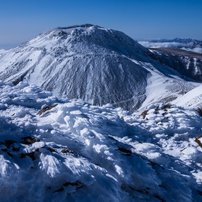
(0, 81, 202, 201)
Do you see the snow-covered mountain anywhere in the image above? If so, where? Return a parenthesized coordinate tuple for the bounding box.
(139, 38, 202, 54)
(0, 24, 201, 112)
(0, 24, 152, 111)
(1, 25, 202, 201)
(1, 81, 202, 201)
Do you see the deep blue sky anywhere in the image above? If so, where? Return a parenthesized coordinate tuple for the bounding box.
(0, 0, 202, 49)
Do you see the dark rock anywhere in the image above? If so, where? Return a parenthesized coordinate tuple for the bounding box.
(63, 181, 81, 187)
(21, 136, 40, 145)
(4, 140, 17, 148)
(37, 104, 58, 115)
(197, 190, 202, 196)
(54, 187, 64, 193)
(118, 147, 132, 154)
(47, 148, 56, 153)
(7, 152, 13, 157)
(141, 110, 148, 119)
(61, 148, 78, 156)
(20, 152, 36, 160)
(195, 135, 202, 148)
(12, 147, 20, 152)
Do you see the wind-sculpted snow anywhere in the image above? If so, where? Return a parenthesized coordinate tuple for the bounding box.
(0, 82, 202, 201)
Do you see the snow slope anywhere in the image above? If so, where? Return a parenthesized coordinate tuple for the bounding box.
(0, 81, 202, 201)
(138, 61, 198, 110)
(0, 24, 200, 112)
(172, 84, 202, 109)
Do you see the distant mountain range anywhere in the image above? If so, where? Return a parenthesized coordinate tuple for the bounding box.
(139, 38, 202, 54)
(0, 25, 202, 111)
(150, 37, 202, 44)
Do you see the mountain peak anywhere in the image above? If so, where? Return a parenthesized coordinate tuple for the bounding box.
(57, 23, 102, 30)
(28, 24, 149, 61)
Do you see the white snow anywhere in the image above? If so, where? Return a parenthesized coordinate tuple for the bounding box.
(172, 84, 202, 109)
(0, 81, 202, 201)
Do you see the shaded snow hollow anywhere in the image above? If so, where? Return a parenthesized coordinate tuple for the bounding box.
(0, 81, 202, 201)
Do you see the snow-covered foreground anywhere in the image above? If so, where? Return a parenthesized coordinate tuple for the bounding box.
(0, 81, 202, 201)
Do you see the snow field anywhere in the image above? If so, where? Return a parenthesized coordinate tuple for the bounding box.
(0, 82, 202, 201)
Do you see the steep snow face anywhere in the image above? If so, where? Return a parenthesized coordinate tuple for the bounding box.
(0, 24, 151, 111)
(0, 82, 202, 201)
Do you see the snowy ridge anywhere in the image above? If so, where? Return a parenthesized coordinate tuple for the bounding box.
(0, 49, 7, 57)
(0, 81, 202, 201)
